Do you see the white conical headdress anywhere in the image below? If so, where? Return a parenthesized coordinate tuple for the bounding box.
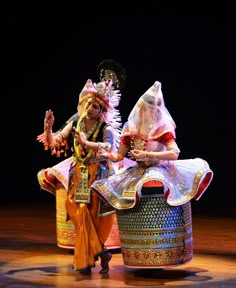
(124, 81, 176, 140)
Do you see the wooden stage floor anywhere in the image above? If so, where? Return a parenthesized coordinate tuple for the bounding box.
(0, 201, 236, 288)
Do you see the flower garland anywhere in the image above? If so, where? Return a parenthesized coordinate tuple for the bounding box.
(74, 114, 103, 165)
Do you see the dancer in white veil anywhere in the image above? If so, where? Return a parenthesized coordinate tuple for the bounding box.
(91, 81, 213, 268)
(92, 81, 213, 208)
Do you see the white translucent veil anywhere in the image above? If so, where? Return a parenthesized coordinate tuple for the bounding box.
(123, 81, 176, 140)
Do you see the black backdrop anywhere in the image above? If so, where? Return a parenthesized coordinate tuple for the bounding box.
(4, 3, 235, 216)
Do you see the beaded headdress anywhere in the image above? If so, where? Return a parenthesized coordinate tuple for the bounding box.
(78, 59, 126, 114)
(75, 59, 127, 150)
(78, 79, 119, 111)
(97, 59, 127, 89)
(68, 59, 126, 122)
(77, 78, 122, 150)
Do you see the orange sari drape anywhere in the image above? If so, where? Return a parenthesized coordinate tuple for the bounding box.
(66, 162, 115, 270)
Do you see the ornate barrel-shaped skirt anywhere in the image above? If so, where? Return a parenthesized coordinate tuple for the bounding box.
(56, 188, 121, 249)
(116, 191, 193, 268)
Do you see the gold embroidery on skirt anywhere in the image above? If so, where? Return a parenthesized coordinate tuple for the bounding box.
(74, 164, 90, 203)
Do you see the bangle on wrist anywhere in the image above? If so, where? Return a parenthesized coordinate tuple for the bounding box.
(141, 150, 147, 161)
(44, 130, 52, 137)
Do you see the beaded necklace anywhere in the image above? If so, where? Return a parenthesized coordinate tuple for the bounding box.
(74, 114, 103, 165)
(74, 114, 104, 204)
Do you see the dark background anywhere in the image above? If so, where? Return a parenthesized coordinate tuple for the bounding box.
(4, 3, 235, 216)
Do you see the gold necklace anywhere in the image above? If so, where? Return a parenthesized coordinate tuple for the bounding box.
(131, 136, 147, 151)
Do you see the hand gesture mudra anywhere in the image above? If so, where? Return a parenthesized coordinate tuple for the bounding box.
(44, 109, 55, 131)
(98, 147, 110, 159)
(129, 149, 146, 160)
(72, 127, 86, 145)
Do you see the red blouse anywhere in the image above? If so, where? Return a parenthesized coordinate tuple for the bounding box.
(121, 132, 175, 148)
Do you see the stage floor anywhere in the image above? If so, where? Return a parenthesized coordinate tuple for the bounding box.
(0, 201, 236, 287)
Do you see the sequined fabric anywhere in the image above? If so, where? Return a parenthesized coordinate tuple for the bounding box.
(117, 194, 193, 268)
(92, 157, 213, 208)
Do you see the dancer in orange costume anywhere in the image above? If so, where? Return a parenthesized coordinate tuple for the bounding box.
(37, 60, 127, 274)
